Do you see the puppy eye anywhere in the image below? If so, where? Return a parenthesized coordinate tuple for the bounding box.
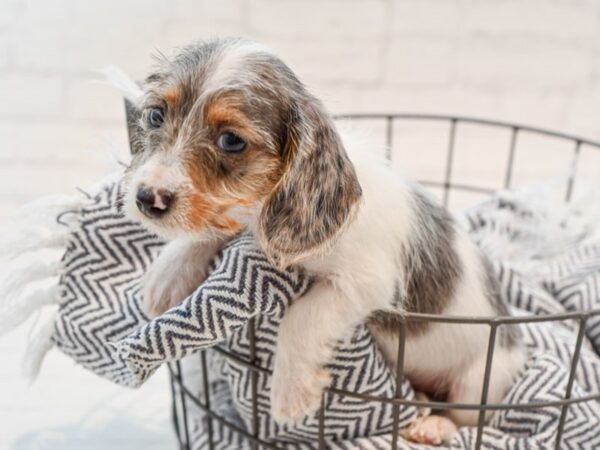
(147, 107, 164, 128)
(217, 132, 247, 153)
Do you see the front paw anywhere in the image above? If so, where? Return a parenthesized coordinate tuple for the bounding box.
(140, 237, 224, 319)
(270, 363, 331, 425)
(142, 256, 206, 318)
(142, 266, 191, 318)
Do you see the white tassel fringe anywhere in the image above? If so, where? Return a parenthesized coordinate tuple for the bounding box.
(0, 284, 62, 338)
(22, 311, 58, 383)
(0, 227, 71, 260)
(102, 65, 143, 105)
(0, 259, 62, 301)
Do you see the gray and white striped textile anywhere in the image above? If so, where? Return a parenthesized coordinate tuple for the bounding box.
(5, 179, 600, 449)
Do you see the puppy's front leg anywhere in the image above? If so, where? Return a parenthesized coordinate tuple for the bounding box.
(142, 237, 226, 318)
(270, 281, 366, 424)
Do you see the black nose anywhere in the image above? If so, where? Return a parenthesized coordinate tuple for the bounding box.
(136, 186, 174, 218)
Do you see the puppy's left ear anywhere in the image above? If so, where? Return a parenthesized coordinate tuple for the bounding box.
(125, 99, 144, 155)
(258, 96, 362, 268)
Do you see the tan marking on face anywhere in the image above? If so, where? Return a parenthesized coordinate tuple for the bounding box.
(212, 215, 244, 234)
(181, 141, 283, 235)
(163, 86, 181, 109)
(184, 186, 246, 234)
(205, 96, 264, 145)
(185, 190, 246, 235)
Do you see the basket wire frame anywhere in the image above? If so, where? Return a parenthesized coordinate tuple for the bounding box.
(165, 114, 600, 450)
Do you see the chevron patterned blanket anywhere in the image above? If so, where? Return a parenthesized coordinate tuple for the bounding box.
(2, 177, 600, 449)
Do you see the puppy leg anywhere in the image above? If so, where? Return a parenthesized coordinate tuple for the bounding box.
(270, 281, 369, 424)
(142, 236, 226, 318)
(447, 345, 526, 426)
(402, 415, 458, 446)
(401, 392, 457, 446)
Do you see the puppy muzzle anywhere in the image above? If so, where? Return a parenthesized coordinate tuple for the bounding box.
(136, 185, 174, 219)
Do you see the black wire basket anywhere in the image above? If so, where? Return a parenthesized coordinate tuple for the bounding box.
(167, 114, 600, 450)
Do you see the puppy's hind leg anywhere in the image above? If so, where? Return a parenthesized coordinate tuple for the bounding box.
(402, 345, 524, 446)
(402, 392, 458, 446)
(402, 415, 458, 446)
(447, 345, 526, 426)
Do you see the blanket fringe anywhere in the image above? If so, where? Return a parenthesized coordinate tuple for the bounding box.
(22, 311, 57, 383)
(11, 193, 84, 228)
(102, 65, 143, 105)
(0, 191, 83, 339)
(0, 192, 83, 258)
(0, 227, 70, 260)
(0, 260, 61, 298)
(0, 284, 61, 338)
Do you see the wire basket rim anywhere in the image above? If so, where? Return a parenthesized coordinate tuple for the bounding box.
(333, 112, 600, 149)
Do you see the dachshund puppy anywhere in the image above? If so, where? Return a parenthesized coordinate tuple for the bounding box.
(123, 38, 525, 445)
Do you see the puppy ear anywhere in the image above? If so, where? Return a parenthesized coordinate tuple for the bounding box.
(258, 97, 362, 268)
(124, 99, 144, 155)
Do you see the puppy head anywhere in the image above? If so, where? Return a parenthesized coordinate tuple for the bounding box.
(125, 38, 362, 267)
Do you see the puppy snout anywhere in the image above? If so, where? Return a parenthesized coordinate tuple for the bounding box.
(136, 185, 174, 218)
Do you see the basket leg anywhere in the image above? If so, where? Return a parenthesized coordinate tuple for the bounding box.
(200, 351, 215, 450)
(391, 319, 406, 450)
(169, 363, 185, 449)
(442, 119, 457, 208)
(554, 317, 587, 449)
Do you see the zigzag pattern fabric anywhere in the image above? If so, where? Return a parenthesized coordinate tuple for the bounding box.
(50, 181, 600, 449)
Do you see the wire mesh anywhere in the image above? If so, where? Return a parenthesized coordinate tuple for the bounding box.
(167, 114, 600, 450)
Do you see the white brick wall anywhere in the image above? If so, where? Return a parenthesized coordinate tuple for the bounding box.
(1, 0, 600, 219)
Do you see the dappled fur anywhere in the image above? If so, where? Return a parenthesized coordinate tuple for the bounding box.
(121, 38, 525, 444)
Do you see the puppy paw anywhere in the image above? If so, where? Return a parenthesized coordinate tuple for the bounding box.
(270, 364, 331, 425)
(401, 415, 458, 446)
(142, 266, 194, 318)
(141, 240, 213, 318)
